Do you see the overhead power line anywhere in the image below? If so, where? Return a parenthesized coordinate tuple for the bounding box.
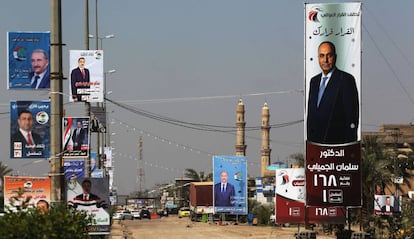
(106, 97, 303, 133)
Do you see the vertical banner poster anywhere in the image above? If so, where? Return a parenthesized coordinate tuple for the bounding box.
(64, 159, 86, 179)
(4, 176, 51, 212)
(10, 101, 50, 159)
(275, 168, 306, 224)
(66, 177, 110, 235)
(213, 155, 247, 214)
(7, 31, 50, 89)
(304, 2, 362, 207)
(62, 117, 90, 158)
(69, 50, 104, 103)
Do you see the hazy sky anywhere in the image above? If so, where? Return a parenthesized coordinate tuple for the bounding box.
(1, 0, 414, 194)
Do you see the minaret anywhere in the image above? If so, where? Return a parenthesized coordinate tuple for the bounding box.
(235, 99, 246, 156)
(261, 102, 271, 177)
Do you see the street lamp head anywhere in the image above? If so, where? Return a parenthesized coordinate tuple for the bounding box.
(107, 69, 116, 74)
(105, 34, 115, 39)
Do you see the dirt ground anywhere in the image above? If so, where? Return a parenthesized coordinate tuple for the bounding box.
(109, 216, 338, 239)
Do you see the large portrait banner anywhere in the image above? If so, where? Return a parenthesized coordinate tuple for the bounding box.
(304, 2, 362, 207)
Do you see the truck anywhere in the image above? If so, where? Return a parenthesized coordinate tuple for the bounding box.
(189, 182, 214, 222)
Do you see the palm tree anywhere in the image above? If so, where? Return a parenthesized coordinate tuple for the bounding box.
(184, 168, 212, 182)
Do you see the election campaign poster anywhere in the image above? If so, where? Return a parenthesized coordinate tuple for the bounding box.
(69, 50, 104, 103)
(213, 155, 247, 215)
(10, 101, 50, 159)
(62, 117, 90, 158)
(3, 176, 51, 212)
(7, 31, 50, 90)
(304, 2, 362, 207)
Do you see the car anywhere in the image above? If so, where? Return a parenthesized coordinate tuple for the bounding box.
(167, 208, 179, 215)
(121, 210, 134, 220)
(270, 214, 276, 224)
(157, 210, 168, 217)
(112, 211, 123, 220)
(131, 210, 141, 219)
(140, 208, 151, 219)
(178, 207, 191, 218)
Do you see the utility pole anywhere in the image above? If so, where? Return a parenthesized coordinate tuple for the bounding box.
(50, 0, 64, 203)
(391, 128, 401, 211)
(137, 137, 145, 196)
(84, 0, 91, 177)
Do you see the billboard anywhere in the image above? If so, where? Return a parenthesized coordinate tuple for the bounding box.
(7, 31, 50, 89)
(10, 101, 50, 158)
(69, 50, 104, 103)
(66, 178, 110, 235)
(304, 2, 362, 207)
(3, 176, 51, 212)
(62, 117, 90, 158)
(213, 155, 247, 214)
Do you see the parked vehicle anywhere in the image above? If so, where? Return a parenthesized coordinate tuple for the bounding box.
(140, 208, 151, 219)
(121, 210, 134, 220)
(157, 210, 168, 217)
(131, 210, 141, 219)
(189, 182, 213, 221)
(178, 207, 191, 218)
(112, 211, 123, 220)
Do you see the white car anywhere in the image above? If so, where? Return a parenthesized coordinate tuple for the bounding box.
(112, 211, 123, 220)
(269, 214, 276, 224)
(131, 210, 141, 219)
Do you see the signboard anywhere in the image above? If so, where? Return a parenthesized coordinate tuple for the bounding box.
(304, 2, 362, 207)
(3, 176, 51, 212)
(213, 155, 247, 214)
(10, 101, 50, 158)
(64, 159, 86, 179)
(7, 31, 50, 89)
(62, 117, 90, 158)
(276, 168, 346, 224)
(275, 168, 306, 224)
(69, 50, 104, 103)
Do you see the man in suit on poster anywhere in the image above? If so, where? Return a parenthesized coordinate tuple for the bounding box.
(29, 49, 50, 89)
(72, 120, 87, 151)
(71, 57, 90, 102)
(307, 41, 359, 144)
(11, 110, 44, 157)
(214, 170, 235, 207)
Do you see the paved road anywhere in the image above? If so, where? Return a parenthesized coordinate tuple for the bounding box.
(110, 216, 337, 239)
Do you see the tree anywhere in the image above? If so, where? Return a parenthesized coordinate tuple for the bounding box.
(0, 162, 13, 211)
(184, 168, 212, 182)
(0, 161, 12, 190)
(289, 153, 304, 167)
(0, 189, 93, 239)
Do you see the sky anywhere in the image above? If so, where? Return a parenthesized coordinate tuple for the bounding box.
(1, 0, 414, 195)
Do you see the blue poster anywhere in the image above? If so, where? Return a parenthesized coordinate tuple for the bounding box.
(213, 155, 247, 214)
(64, 159, 86, 179)
(10, 101, 50, 158)
(7, 31, 50, 89)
